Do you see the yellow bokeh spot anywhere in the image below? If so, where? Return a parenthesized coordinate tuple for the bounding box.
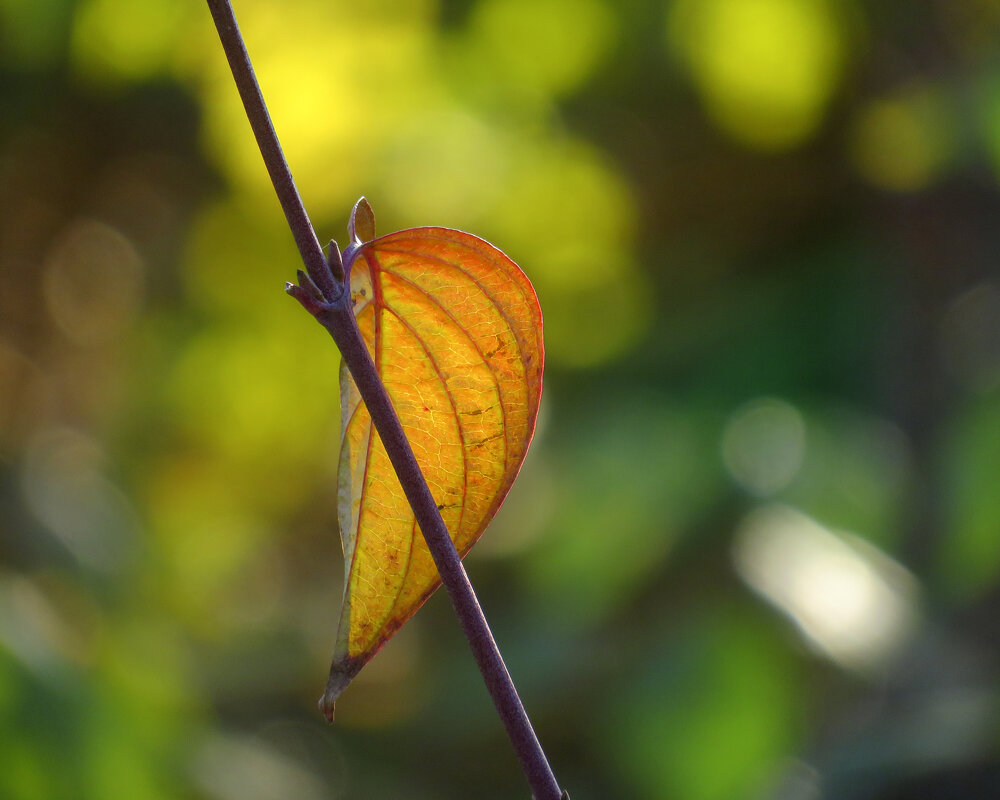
(166, 325, 338, 478)
(669, 0, 845, 150)
(464, 0, 618, 99)
(488, 138, 636, 284)
(190, 1, 437, 218)
(850, 87, 953, 191)
(376, 109, 510, 229)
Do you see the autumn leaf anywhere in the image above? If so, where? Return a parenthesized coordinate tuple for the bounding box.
(321, 199, 544, 717)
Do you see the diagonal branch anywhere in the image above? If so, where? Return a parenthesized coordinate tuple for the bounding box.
(204, 2, 565, 799)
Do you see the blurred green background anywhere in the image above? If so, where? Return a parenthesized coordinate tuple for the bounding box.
(3, 0, 1000, 798)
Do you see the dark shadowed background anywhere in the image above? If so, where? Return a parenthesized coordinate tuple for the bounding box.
(3, 1, 1000, 798)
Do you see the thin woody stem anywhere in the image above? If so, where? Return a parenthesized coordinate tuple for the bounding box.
(205, 2, 564, 799)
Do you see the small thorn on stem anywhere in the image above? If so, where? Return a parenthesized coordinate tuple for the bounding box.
(286, 281, 326, 316)
(327, 239, 345, 283)
(297, 269, 324, 301)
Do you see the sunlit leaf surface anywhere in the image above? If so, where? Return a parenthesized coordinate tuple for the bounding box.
(323, 204, 544, 712)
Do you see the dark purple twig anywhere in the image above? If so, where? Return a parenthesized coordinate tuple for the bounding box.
(205, 2, 564, 798)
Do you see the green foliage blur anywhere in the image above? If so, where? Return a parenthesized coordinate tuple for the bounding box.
(3, 1, 1000, 798)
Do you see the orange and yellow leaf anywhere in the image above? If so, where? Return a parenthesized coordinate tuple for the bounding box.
(324, 201, 544, 709)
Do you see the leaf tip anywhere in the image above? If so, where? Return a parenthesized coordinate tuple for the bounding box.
(318, 657, 362, 722)
(318, 694, 336, 723)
